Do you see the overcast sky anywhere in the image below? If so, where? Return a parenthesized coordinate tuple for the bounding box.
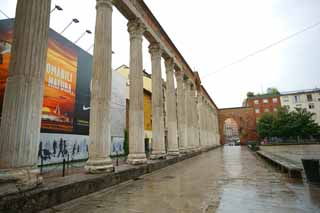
(1, 0, 320, 108)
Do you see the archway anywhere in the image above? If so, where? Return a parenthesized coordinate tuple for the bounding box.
(218, 107, 258, 145)
(224, 118, 240, 145)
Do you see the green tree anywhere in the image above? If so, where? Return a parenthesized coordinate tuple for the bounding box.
(257, 113, 274, 139)
(267, 87, 280, 95)
(246, 91, 254, 97)
(257, 106, 320, 140)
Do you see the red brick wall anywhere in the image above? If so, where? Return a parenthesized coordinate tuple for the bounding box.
(246, 96, 281, 119)
(218, 107, 258, 145)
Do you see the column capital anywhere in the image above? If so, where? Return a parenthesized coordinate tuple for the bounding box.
(165, 58, 174, 73)
(148, 42, 162, 58)
(187, 79, 195, 90)
(128, 19, 146, 39)
(175, 70, 184, 82)
(96, 0, 113, 9)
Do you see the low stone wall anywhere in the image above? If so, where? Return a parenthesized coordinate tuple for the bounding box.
(0, 146, 220, 213)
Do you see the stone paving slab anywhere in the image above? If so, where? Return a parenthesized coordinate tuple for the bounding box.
(40, 146, 320, 213)
(257, 150, 303, 178)
(258, 145, 320, 179)
(0, 146, 220, 213)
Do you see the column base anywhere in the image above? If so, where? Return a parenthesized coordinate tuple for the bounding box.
(179, 148, 189, 154)
(85, 158, 114, 174)
(0, 167, 42, 191)
(150, 151, 166, 160)
(127, 153, 147, 165)
(167, 149, 180, 156)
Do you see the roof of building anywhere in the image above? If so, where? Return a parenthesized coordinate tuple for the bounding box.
(280, 88, 320, 96)
(246, 93, 280, 99)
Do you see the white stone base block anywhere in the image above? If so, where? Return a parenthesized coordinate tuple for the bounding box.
(85, 158, 114, 174)
(127, 153, 147, 165)
(167, 150, 180, 156)
(0, 167, 42, 191)
(150, 151, 166, 160)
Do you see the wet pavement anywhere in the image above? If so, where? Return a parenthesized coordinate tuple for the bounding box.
(260, 144, 320, 167)
(42, 147, 320, 213)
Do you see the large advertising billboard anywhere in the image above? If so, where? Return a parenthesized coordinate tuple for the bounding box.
(0, 19, 92, 165)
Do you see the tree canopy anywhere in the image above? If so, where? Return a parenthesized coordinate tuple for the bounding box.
(257, 107, 320, 140)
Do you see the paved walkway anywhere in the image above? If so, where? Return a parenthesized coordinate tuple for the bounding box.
(260, 144, 320, 167)
(42, 147, 320, 213)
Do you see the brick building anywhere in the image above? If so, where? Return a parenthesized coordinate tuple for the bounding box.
(244, 94, 281, 120)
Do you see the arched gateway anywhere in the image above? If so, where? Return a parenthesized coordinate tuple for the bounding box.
(218, 107, 258, 145)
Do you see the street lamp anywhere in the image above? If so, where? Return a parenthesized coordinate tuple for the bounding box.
(74, 30, 92, 44)
(50, 5, 63, 14)
(60, 18, 79, 34)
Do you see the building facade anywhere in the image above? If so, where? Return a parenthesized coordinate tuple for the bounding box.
(280, 89, 320, 125)
(115, 65, 154, 150)
(244, 95, 281, 120)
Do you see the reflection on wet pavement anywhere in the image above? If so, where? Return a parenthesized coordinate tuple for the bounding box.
(42, 147, 320, 213)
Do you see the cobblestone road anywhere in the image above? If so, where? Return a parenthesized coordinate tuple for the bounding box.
(42, 147, 320, 213)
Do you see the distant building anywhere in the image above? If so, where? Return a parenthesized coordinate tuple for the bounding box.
(243, 94, 281, 120)
(115, 65, 155, 151)
(280, 88, 320, 125)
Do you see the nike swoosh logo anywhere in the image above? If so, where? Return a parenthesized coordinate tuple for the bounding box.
(82, 106, 91, 111)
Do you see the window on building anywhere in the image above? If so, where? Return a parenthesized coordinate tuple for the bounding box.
(254, 100, 259, 105)
(263, 99, 268, 104)
(294, 95, 300, 103)
(307, 94, 313, 102)
(272, 98, 278, 103)
(296, 104, 302, 108)
(255, 108, 260, 113)
(309, 103, 315, 109)
(264, 108, 270, 112)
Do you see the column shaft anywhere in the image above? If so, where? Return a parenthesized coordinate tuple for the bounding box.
(127, 19, 147, 165)
(165, 59, 179, 156)
(0, 0, 51, 188)
(85, 0, 114, 173)
(186, 80, 194, 152)
(149, 43, 166, 159)
(176, 71, 187, 153)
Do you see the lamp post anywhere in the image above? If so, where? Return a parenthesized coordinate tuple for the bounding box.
(75, 30, 92, 44)
(60, 18, 79, 34)
(50, 5, 63, 14)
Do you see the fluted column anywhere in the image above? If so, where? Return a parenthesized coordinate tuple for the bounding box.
(176, 71, 187, 153)
(198, 95, 204, 151)
(149, 43, 166, 159)
(85, 0, 114, 173)
(0, 0, 51, 188)
(186, 80, 194, 152)
(165, 59, 179, 156)
(184, 78, 191, 152)
(192, 89, 200, 151)
(204, 101, 209, 149)
(127, 19, 147, 165)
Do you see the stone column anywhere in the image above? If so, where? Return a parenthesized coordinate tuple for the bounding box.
(183, 78, 190, 152)
(176, 71, 187, 153)
(149, 43, 166, 159)
(85, 0, 114, 174)
(165, 58, 179, 156)
(0, 0, 51, 189)
(198, 95, 204, 151)
(194, 92, 201, 151)
(186, 79, 194, 152)
(127, 19, 147, 165)
(204, 101, 209, 149)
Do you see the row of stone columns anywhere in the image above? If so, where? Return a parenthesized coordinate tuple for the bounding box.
(0, 0, 220, 188)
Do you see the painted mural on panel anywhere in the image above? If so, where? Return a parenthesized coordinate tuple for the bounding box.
(0, 19, 93, 165)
